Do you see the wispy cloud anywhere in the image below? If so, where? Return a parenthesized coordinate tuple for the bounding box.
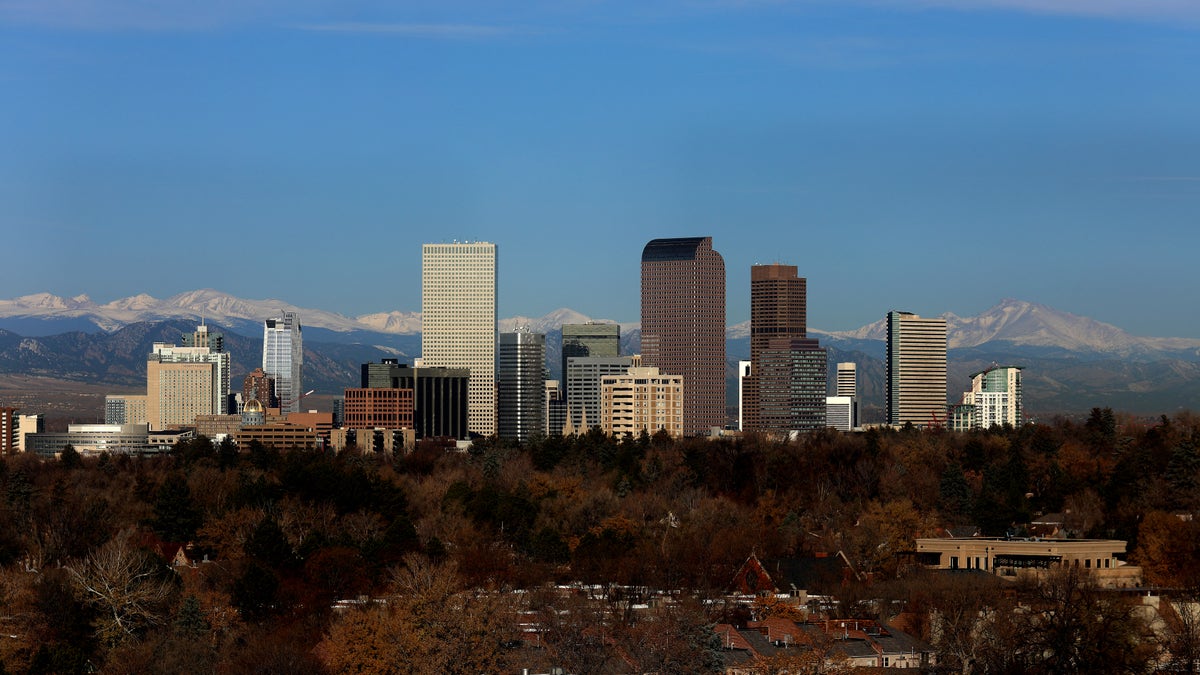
(700, 0, 1200, 23)
(870, 0, 1200, 23)
(0, 0, 292, 30)
(294, 22, 528, 39)
(0, 0, 539, 32)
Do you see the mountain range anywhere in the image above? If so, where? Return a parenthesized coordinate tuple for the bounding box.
(1, 290, 1198, 419)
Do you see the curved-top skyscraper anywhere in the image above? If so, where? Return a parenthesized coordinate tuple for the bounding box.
(640, 237, 726, 436)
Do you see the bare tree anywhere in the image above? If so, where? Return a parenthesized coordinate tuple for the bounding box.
(1166, 598, 1200, 674)
(66, 529, 174, 645)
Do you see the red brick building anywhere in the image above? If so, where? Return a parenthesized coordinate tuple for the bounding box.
(342, 387, 415, 430)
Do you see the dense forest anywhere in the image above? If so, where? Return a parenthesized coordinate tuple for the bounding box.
(0, 408, 1198, 673)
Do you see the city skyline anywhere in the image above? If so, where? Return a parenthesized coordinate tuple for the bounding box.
(3, 2, 1198, 337)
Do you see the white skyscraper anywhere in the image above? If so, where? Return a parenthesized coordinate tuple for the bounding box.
(958, 365, 1023, 429)
(836, 362, 858, 429)
(263, 311, 303, 413)
(422, 242, 497, 437)
(836, 362, 857, 398)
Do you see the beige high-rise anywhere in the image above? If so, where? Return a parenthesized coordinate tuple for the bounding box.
(885, 311, 947, 428)
(147, 359, 216, 430)
(421, 242, 497, 437)
(600, 367, 684, 439)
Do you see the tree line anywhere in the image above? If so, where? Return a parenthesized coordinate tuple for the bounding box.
(0, 407, 1195, 672)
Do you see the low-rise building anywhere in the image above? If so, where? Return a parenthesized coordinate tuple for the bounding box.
(914, 537, 1141, 588)
(25, 424, 154, 457)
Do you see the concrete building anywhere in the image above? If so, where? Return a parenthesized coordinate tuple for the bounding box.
(105, 394, 148, 425)
(743, 264, 825, 434)
(752, 338, 827, 434)
(600, 366, 684, 439)
(641, 237, 726, 436)
(835, 362, 858, 429)
(263, 311, 303, 413)
(233, 423, 319, 451)
(181, 321, 223, 352)
(836, 362, 857, 398)
(329, 427, 415, 455)
(284, 411, 334, 444)
(544, 380, 568, 436)
(826, 396, 854, 432)
(560, 323, 620, 384)
(749, 264, 807, 366)
(948, 402, 976, 432)
(886, 311, 948, 428)
(957, 365, 1023, 429)
(163, 323, 232, 414)
(361, 359, 399, 389)
(194, 414, 244, 439)
(0, 407, 16, 453)
(25, 424, 152, 457)
(147, 342, 229, 429)
(17, 414, 44, 452)
(356, 360, 470, 440)
(498, 329, 546, 442)
(566, 355, 637, 432)
(422, 242, 497, 437)
(914, 537, 1141, 588)
(737, 360, 752, 431)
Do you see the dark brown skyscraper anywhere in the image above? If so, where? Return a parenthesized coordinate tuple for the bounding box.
(744, 264, 826, 434)
(641, 237, 726, 436)
(749, 264, 807, 365)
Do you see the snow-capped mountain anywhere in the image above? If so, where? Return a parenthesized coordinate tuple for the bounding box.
(1, 291, 1197, 358)
(0, 290, 628, 338)
(814, 299, 1200, 357)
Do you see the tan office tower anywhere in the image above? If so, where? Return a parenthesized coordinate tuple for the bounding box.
(886, 311, 948, 428)
(641, 237, 725, 436)
(836, 362, 857, 398)
(422, 242, 497, 437)
(147, 358, 217, 430)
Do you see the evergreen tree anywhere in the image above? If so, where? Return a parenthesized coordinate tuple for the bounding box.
(58, 444, 82, 469)
(152, 473, 202, 542)
(939, 462, 974, 524)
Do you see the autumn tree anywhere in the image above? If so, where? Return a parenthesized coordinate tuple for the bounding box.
(317, 554, 517, 674)
(975, 567, 1157, 675)
(66, 529, 175, 645)
(616, 599, 724, 674)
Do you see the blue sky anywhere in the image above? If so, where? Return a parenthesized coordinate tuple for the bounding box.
(2, 0, 1198, 336)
